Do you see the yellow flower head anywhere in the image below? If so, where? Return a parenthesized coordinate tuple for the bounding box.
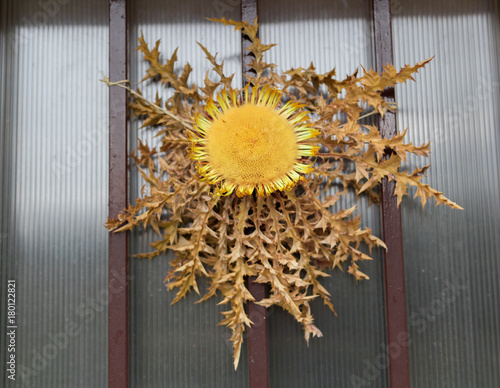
(190, 85, 320, 196)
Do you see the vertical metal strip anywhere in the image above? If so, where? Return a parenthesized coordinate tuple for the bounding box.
(241, 0, 259, 77)
(372, 1, 410, 387)
(109, 1, 128, 387)
(241, 2, 270, 387)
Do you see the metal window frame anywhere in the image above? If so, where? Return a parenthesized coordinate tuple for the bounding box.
(241, 1, 271, 387)
(372, 0, 410, 386)
(108, 1, 128, 388)
(107, 0, 410, 387)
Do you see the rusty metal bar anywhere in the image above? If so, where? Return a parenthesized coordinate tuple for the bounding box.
(372, 0, 410, 387)
(241, 0, 258, 80)
(241, 1, 269, 387)
(108, 0, 128, 387)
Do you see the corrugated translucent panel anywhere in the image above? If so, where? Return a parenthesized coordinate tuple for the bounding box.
(128, 1, 247, 387)
(392, 0, 500, 386)
(0, 1, 109, 387)
(260, 1, 388, 387)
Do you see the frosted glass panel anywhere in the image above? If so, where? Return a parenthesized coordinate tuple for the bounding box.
(0, 0, 109, 387)
(128, 1, 247, 387)
(392, 0, 500, 386)
(260, 1, 388, 387)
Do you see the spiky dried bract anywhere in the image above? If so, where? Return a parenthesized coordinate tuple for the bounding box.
(105, 18, 462, 369)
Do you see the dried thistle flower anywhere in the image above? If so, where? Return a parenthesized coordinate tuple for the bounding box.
(104, 18, 462, 369)
(191, 85, 320, 196)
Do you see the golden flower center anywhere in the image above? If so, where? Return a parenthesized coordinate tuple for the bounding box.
(206, 104, 299, 187)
